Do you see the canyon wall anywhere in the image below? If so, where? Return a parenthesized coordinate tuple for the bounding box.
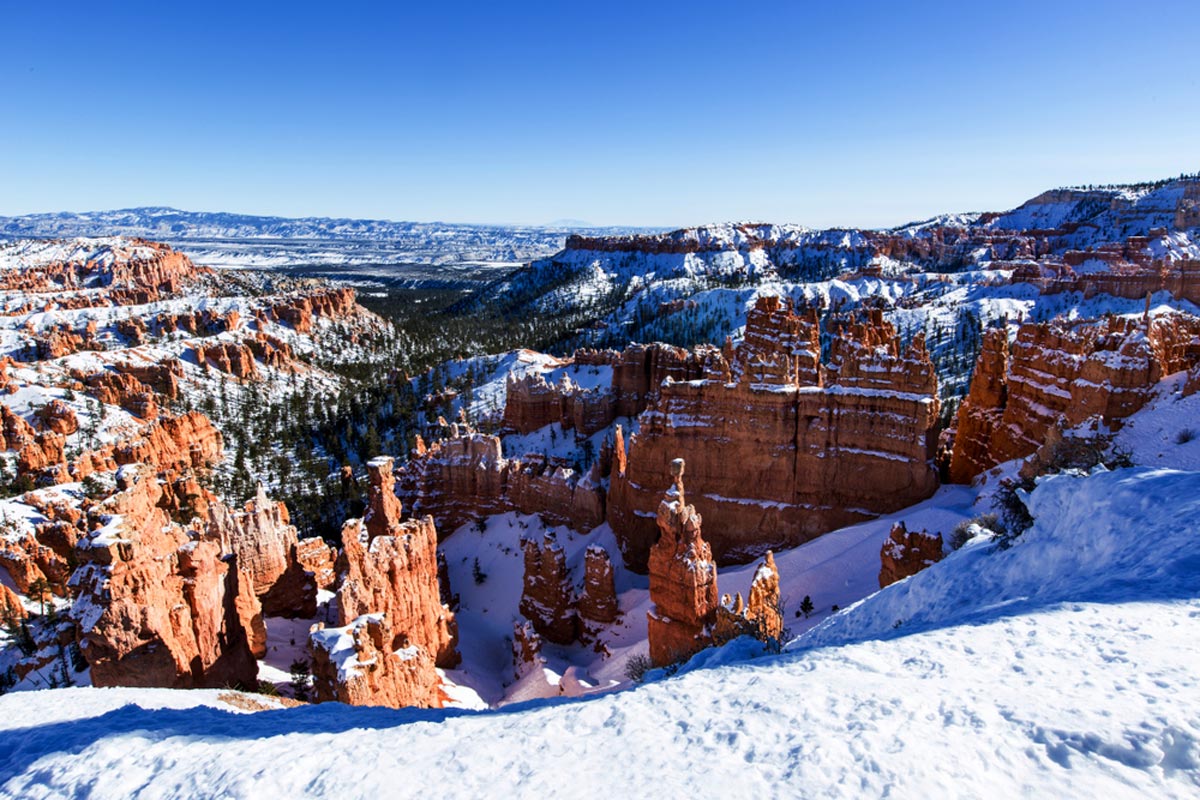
(609, 296, 941, 569)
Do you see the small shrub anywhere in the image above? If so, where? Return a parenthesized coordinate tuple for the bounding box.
(799, 595, 814, 619)
(69, 640, 89, 673)
(1176, 428, 1196, 445)
(994, 478, 1034, 549)
(623, 653, 652, 684)
(289, 658, 312, 701)
(81, 473, 112, 500)
(950, 513, 1000, 550)
(472, 558, 487, 585)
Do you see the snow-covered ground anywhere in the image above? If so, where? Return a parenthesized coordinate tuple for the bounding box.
(1, 467, 1196, 798)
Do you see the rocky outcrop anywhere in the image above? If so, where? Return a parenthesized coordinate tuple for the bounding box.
(611, 343, 710, 417)
(397, 429, 508, 534)
(83, 370, 159, 418)
(610, 296, 941, 569)
(713, 551, 784, 645)
(36, 400, 78, 435)
(112, 411, 224, 473)
(69, 464, 263, 688)
(311, 457, 458, 709)
(296, 537, 338, 591)
(511, 620, 546, 680)
(878, 522, 944, 588)
(272, 288, 357, 333)
(948, 315, 1200, 481)
(310, 614, 440, 709)
(194, 341, 260, 380)
(503, 371, 617, 437)
(397, 426, 605, 535)
(207, 484, 317, 617)
(578, 545, 618, 624)
(947, 328, 1009, 483)
(507, 456, 605, 532)
(646, 459, 718, 667)
(519, 532, 578, 644)
(0, 405, 36, 453)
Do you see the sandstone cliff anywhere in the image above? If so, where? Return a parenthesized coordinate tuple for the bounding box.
(611, 296, 941, 570)
(948, 315, 1200, 481)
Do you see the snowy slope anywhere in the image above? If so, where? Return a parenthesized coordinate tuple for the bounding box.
(1, 467, 1196, 798)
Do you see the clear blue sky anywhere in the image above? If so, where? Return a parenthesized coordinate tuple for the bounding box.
(3, 1, 1198, 228)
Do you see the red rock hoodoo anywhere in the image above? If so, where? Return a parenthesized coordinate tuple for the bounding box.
(646, 459, 719, 667)
(207, 483, 318, 617)
(578, 544, 619, 625)
(519, 532, 579, 644)
(310, 457, 458, 708)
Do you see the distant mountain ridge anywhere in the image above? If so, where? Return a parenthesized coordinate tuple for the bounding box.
(0, 206, 647, 242)
(0, 207, 659, 275)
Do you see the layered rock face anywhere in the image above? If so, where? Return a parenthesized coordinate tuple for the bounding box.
(207, 484, 317, 617)
(519, 532, 578, 644)
(948, 315, 1200, 482)
(397, 425, 605, 535)
(647, 460, 718, 667)
(271, 288, 358, 333)
(1011, 252, 1200, 305)
(310, 457, 458, 709)
(878, 523, 944, 588)
(611, 296, 941, 569)
(397, 430, 508, 533)
(611, 343, 710, 417)
(503, 372, 617, 437)
(69, 465, 263, 688)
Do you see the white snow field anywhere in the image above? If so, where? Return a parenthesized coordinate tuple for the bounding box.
(0, 467, 1197, 798)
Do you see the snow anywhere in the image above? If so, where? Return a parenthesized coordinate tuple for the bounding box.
(1, 467, 1197, 797)
(1114, 372, 1200, 471)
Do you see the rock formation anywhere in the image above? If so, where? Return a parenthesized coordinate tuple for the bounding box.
(207, 483, 318, 617)
(646, 459, 718, 667)
(948, 315, 1200, 482)
(878, 522, 944, 588)
(610, 296, 941, 569)
(519, 532, 578, 644)
(397, 425, 605, 535)
(310, 457, 458, 709)
(310, 614, 440, 709)
(578, 545, 619, 625)
(713, 551, 784, 646)
(511, 619, 546, 680)
(503, 371, 617, 437)
(69, 464, 263, 688)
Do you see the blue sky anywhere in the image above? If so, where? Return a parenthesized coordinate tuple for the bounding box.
(2, 1, 1198, 228)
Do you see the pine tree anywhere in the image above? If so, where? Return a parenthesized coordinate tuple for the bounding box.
(800, 595, 814, 619)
